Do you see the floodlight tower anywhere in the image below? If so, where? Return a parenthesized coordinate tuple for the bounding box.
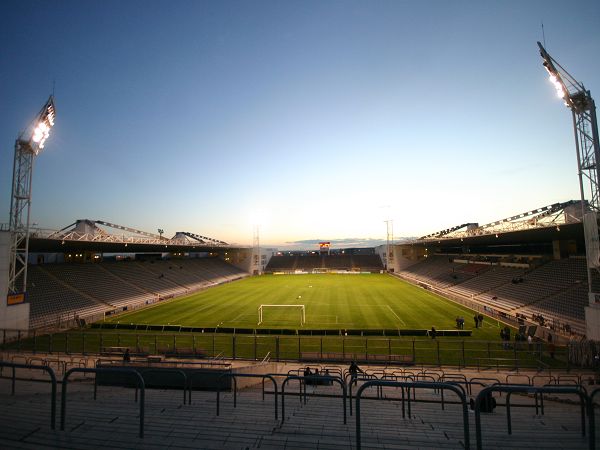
(253, 225, 261, 275)
(7, 96, 56, 296)
(537, 42, 600, 212)
(538, 43, 600, 338)
(384, 219, 393, 271)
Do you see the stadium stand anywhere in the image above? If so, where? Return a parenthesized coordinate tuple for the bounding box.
(27, 266, 108, 329)
(0, 362, 595, 449)
(399, 255, 591, 336)
(398, 255, 478, 288)
(42, 263, 151, 309)
(265, 254, 383, 273)
(26, 258, 248, 330)
(447, 265, 524, 299)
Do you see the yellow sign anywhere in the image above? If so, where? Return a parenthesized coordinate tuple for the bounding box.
(7, 293, 25, 306)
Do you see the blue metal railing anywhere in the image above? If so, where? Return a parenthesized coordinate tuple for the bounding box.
(354, 380, 470, 450)
(0, 361, 57, 429)
(474, 384, 593, 450)
(216, 373, 278, 420)
(281, 375, 346, 424)
(61, 367, 145, 438)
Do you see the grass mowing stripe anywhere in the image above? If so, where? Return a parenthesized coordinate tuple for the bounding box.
(386, 305, 406, 326)
(101, 274, 502, 340)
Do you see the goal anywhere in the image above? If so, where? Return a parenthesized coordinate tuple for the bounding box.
(258, 304, 306, 326)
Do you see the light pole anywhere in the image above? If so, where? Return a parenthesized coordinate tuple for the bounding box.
(384, 219, 393, 271)
(538, 42, 600, 336)
(7, 96, 56, 297)
(538, 42, 600, 213)
(253, 224, 261, 275)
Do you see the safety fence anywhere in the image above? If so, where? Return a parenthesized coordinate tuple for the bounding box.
(0, 329, 573, 369)
(1, 363, 599, 448)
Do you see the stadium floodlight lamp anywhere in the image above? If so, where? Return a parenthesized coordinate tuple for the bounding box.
(538, 43, 567, 101)
(547, 72, 566, 99)
(27, 96, 56, 154)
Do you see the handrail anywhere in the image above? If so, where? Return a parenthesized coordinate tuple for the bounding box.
(281, 375, 346, 425)
(441, 373, 469, 394)
(505, 373, 531, 385)
(260, 351, 271, 364)
(347, 374, 380, 416)
(61, 367, 145, 438)
(536, 359, 550, 371)
(216, 373, 278, 420)
(43, 357, 67, 375)
(97, 357, 232, 369)
(0, 362, 57, 429)
(590, 387, 600, 449)
(557, 374, 580, 385)
(187, 368, 232, 402)
(476, 357, 522, 372)
(355, 380, 470, 450)
(531, 374, 556, 386)
(139, 369, 187, 404)
(474, 385, 593, 450)
(470, 377, 502, 387)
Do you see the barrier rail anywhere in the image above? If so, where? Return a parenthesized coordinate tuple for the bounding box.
(0, 362, 57, 429)
(474, 385, 593, 450)
(506, 373, 531, 385)
(590, 387, 600, 449)
(216, 373, 278, 420)
(355, 380, 470, 450)
(140, 369, 187, 404)
(1, 330, 575, 369)
(281, 375, 346, 425)
(61, 368, 145, 438)
(347, 374, 379, 416)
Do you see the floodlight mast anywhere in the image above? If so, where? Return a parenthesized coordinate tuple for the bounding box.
(7, 96, 56, 296)
(253, 225, 261, 275)
(538, 43, 600, 312)
(537, 42, 600, 212)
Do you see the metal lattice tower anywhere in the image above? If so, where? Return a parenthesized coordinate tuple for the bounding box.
(253, 225, 261, 274)
(384, 219, 393, 270)
(7, 96, 55, 295)
(538, 42, 600, 212)
(538, 43, 600, 311)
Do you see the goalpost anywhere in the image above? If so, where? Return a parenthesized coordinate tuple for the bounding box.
(258, 304, 306, 326)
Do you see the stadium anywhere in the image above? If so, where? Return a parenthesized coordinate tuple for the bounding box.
(2, 4, 600, 450)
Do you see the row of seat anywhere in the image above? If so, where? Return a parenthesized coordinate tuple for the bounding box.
(267, 254, 384, 271)
(0, 361, 596, 449)
(399, 255, 589, 333)
(26, 258, 248, 329)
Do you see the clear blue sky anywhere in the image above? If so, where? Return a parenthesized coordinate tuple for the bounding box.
(1, 1, 599, 247)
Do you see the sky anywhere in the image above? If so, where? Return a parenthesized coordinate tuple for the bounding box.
(1, 1, 599, 249)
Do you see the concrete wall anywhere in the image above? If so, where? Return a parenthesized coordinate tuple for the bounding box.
(223, 247, 253, 273)
(393, 244, 425, 272)
(232, 362, 281, 389)
(0, 231, 30, 333)
(223, 247, 275, 274)
(585, 305, 600, 340)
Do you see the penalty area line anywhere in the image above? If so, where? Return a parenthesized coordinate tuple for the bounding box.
(386, 305, 406, 326)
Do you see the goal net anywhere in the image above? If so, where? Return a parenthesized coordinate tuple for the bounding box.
(258, 304, 306, 326)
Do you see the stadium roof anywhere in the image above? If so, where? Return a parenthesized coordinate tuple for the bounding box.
(417, 200, 585, 242)
(408, 221, 584, 249)
(24, 219, 243, 253)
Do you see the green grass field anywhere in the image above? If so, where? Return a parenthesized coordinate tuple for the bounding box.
(6, 274, 566, 367)
(104, 274, 502, 340)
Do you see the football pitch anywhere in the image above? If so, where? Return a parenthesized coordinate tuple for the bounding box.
(103, 274, 501, 340)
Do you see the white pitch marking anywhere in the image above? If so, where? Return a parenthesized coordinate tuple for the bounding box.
(386, 305, 406, 326)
